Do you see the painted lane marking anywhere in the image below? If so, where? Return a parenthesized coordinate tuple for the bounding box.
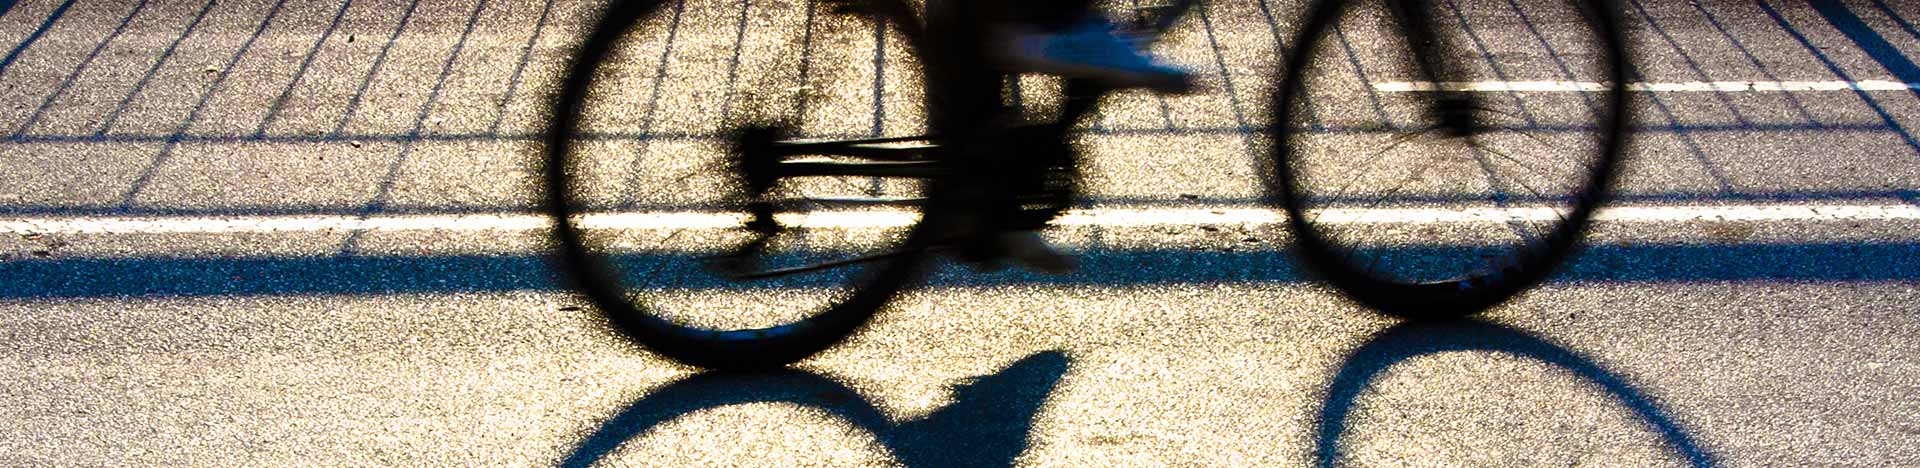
(3, 204, 1919, 234)
(1373, 80, 1920, 92)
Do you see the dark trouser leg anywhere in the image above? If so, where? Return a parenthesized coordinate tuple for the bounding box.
(997, 0, 1099, 31)
(922, 0, 1089, 237)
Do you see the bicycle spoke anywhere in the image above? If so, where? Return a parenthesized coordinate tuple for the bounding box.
(1319, 125, 1441, 204)
(1467, 137, 1560, 200)
(1355, 128, 1455, 209)
(1464, 146, 1544, 244)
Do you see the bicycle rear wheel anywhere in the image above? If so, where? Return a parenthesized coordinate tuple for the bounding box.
(1270, 0, 1629, 318)
(545, 0, 936, 369)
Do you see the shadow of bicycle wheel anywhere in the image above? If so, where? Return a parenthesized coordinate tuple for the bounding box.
(1313, 319, 1716, 467)
(559, 350, 1070, 468)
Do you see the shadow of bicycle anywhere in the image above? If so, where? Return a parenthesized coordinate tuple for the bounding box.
(559, 350, 1069, 468)
(1314, 319, 1717, 467)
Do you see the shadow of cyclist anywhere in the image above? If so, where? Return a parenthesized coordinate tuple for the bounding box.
(558, 350, 1070, 468)
(1314, 319, 1717, 467)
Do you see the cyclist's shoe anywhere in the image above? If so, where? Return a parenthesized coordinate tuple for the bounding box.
(987, 16, 1195, 94)
(994, 230, 1077, 275)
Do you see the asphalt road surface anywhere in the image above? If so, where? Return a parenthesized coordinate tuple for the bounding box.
(2, 0, 1918, 466)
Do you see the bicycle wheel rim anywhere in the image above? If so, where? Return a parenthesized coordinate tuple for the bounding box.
(1269, 0, 1630, 318)
(544, 0, 937, 369)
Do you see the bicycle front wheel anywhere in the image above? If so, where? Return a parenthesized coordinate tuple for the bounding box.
(1270, 0, 1630, 318)
(545, 0, 937, 369)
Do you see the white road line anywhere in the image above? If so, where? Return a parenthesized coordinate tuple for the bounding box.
(1373, 80, 1920, 92)
(3, 204, 1918, 234)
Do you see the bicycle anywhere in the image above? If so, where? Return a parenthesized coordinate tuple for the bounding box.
(543, 0, 1629, 369)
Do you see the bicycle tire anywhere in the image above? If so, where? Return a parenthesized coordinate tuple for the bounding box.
(1269, 0, 1630, 318)
(544, 0, 938, 369)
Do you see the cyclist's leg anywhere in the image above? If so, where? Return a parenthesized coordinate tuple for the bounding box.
(923, 0, 1079, 274)
(994, 0, 1098, 30)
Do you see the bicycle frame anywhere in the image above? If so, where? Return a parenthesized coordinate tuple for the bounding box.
(715, 0, 1203, 279)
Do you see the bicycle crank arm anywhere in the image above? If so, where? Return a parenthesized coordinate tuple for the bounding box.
(777, 160, 948, 178)
(770, 139, 938, 161)
(713, 248, 920, 281)
(781, 196, 932, 207)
